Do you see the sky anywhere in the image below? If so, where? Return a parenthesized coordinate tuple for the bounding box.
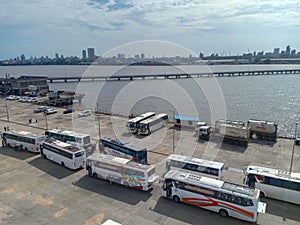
(0, 0, 300, 60)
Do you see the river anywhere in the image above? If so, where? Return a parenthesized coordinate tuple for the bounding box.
(1, 64, 299, 135)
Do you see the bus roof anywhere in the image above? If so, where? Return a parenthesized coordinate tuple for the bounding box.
(87, 153, 154, 170)
(44, 138, 84, 152)
(4, 130, 44, 138)
(46, 129, 90, 138)
(165, 169, 256, 198)
(167, 154, 224, 169)
(174, 115, 199, 121)
(247, 165, 300, 182)
(140, 113, 168, 124)
(101, 137, 147, 152)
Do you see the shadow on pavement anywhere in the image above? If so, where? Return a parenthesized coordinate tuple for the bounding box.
(28, 156, 78, 179)
(0, 146, 36, 160)
(151, 197, 247, 225)
(263, 198, 300, 222)
(73, 175, 152, 206)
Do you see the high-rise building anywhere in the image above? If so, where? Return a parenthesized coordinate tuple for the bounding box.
(82, 50, 87, 59)
(286, 45, 291, 56)
(87, 48, 95, 60)
(273, 48, 280, 57)
(141, 53, 145, 59)
(55, 53, 59, 59)
(20, 54, 26, 61)
(291, 49, 296, 56)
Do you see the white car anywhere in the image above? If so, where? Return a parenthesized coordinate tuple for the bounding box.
(78, 110, 92, 117)
(7, 95, 20, 100)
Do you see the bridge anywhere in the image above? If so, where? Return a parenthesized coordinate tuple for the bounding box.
(47, 68, 300, 83)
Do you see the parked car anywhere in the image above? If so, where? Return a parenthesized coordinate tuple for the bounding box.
(33, 106, 48, 113)
(45, 108, 57, 115)
(6, 95, 20, 100)
(63, 108, 74, 114)
(78, 110, 91, 117)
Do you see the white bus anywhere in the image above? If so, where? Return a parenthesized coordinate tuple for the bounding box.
(244, 165, 300, 205)
(100, 137, 148, 164)
(45, 129, 91, 149)
(126, 112, 155, 133)
(2, 130, 45, 153)
(162, 169, 266, 223)
(138, 113, 169, 135)
(166, 154, 225, 180)
(40, 138, 86, 170)
(86, 153, 158, 191)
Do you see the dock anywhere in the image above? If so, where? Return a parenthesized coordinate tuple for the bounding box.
(47, 68, 300, 82)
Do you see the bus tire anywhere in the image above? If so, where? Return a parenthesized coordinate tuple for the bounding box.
(260, 192, 265, 198)
(173, 195, 180, 203)
(61, 162, 65, 167)
(93, 173, 98, 179)
(43, 154, 47, 159)
(219, 209, 228, 217)
(7, 143, 11, 147)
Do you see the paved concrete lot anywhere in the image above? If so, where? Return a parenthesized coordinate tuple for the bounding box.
(0, 99, 300, 225)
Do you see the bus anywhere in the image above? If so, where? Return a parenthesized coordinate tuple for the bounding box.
(244, 165, 300, 204)
(2, 130, 45, 153)
(166, 154, 225, 180)
(126, 112, 155, 133)
(45, 129, 91, 149)
(86, 153, 158, 191)
(100, 137, 148, 164)
(138, 113, 169, 135)
(162, 169, 266, 223)
(40, 138, 86, 170)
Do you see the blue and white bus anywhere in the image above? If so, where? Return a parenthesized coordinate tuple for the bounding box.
(100, 137, 148, 164)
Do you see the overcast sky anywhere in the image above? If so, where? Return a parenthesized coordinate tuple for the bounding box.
(1, 0, 300, 60)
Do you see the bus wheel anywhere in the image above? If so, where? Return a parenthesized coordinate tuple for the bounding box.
(61, 162, 65, 167)
(260, 192, 265, 198)
(219, 209, 228, 217)
(93, 173, 98, 179)
(43, 154, 47, 159)
(7, 143, 11, 147)
(173, 196, 180, 203)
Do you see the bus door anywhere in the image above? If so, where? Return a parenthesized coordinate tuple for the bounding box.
(163, 179, 173, 199)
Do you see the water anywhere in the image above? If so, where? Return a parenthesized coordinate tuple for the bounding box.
(1, 65, 300, 135)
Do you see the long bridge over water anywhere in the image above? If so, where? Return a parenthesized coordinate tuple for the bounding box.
(47, 68, 300, 82)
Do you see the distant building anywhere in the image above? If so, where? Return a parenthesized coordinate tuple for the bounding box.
(87, 48, 95, 60)
(134, 54, 140, 59)
(286, 45, 291, 56)
(291, 49, 296, 56)
(82, 50, 87, 59)
(55, 53, 59, 59)
(0, 75, 49, 96)
(20, 54, 26, 62)
(273, 48, 280, 57)
(141, 53, 145, 59)
(117, 53, 125, 59)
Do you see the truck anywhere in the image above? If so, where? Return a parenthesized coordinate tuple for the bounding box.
(194, 121, 208, 134)
(198, 120, 251, 146)
(247, 119, 278, 141)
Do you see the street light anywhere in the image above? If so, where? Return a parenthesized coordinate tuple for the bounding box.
(5, 73, 9, 121)
(169, 109, 175, 153)
(45, 113, 48, 130)
(290, 122, 298, 173)
(96, 102, 101, 139)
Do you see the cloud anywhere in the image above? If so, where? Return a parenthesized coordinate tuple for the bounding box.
(0, 0, 299, 58)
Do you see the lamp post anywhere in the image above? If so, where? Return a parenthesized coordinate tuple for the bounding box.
(290, 122, 298, 173)
(96, 102, 101, 139)
(45, 113, 48, 130)
(169, 110, 175, 153)
(5, 73, 9, 121)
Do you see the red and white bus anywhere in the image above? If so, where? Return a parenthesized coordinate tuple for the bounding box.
(162, 169, 266, 223)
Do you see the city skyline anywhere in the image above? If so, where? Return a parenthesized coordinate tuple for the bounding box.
(1, 1, 300, 60)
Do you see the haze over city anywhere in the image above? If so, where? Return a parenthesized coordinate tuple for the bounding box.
(1, 0, 300, 60)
